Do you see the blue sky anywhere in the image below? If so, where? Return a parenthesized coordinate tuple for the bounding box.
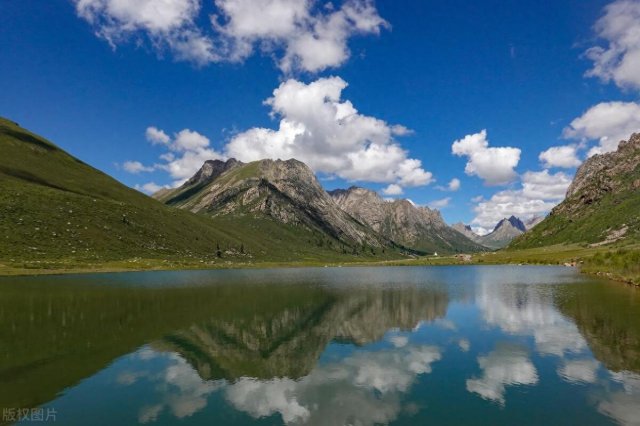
(2, 0, 640, 232)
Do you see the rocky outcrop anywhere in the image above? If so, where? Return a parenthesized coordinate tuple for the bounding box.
(330, 186, 485, 254)
(562, 133, 640, 214)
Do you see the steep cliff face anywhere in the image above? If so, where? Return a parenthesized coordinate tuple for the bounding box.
(330, 187, 485, 253)
(511, 133, 640, 248)
(155, 159, 390, 248)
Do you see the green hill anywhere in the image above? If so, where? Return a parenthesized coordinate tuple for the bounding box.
(0, 118, 403, 272)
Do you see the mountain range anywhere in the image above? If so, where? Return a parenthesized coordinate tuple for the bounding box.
(0, 117, 485, 269)
(329, 186, 485, 253)
(3, 116, 638, 268)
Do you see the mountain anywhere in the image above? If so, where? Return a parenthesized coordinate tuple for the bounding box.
(155, 159, 395, 251)
(478, 216, 527, 249)
(511, 133, 640, 249)
(453, 216, 529, 249)
(452, 222, 482, 243)
(329, 186, 485, 254)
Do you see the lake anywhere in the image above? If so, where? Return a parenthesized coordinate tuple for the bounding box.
(1, 265, 639, 425)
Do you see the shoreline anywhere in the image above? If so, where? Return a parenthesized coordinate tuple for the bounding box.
(1, 244, 638, 286)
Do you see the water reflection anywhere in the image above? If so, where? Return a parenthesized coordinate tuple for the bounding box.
(0, 266, 639, 425)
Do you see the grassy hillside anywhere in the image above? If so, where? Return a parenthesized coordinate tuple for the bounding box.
(0, 118, 404, 273)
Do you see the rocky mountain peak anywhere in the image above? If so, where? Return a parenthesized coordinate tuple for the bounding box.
(184, 158, 243, 187)
(494, 216, 526, 233)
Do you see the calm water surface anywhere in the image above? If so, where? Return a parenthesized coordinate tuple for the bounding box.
(1, 266, 639, 425)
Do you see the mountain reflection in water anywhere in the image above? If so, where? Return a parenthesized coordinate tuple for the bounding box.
(1, 266, 639, 425)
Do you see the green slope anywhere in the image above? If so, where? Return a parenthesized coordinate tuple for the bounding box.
(0, 118, 404, 271)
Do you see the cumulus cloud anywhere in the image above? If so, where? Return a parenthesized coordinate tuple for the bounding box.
(144, 127, 224, 185)
(447, 178, 461, 191)
(585, 0, 640, 91)
(382, 184, 403, 195)
(436, 178, 461, 192)
(146, 126, 171, 145)
(225, 77, 433, 188)
(427, 197, 451, 209)
(538, 145, 582, 169)
(471, 170, 571, 230)
(452, 130, 521, 186)
(135, 181, 169, 194)
(466, 344, 538, 405)
(563, 101, 640, 156)
(122, 160, 155, 173)
(73, 0, 388, 72)
(130, 77, 430, 190)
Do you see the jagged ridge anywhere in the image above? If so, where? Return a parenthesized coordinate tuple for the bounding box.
(330, 186, 485, 254)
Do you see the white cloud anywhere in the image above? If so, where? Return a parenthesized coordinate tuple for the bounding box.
(585, 0, 640, 91)
(427, 197, 451, 209)
(563, 101, 640, 156)
(146, 126, 171, 145)
(135, 181, 169, 194)
(74, 0, 217, 66)
(143, 126, 225, 185)
(452, 130, 521, 186)
(74, 0, 388, 72)
(539, 145, 582, 169)
(123, 160, 155, 173)
(382, 184, 403, 195)
(225, 76, 433, 188)
(466, 344, 538, 405)
(520, 170, 572, 200)
(448, 178, 461, 191)
(471, 170, 570, 229)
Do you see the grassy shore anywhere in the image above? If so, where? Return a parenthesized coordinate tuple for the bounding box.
(1, 243, 638, 286)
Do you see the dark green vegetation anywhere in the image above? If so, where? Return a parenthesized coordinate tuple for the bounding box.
(0, 118, 404, 273)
